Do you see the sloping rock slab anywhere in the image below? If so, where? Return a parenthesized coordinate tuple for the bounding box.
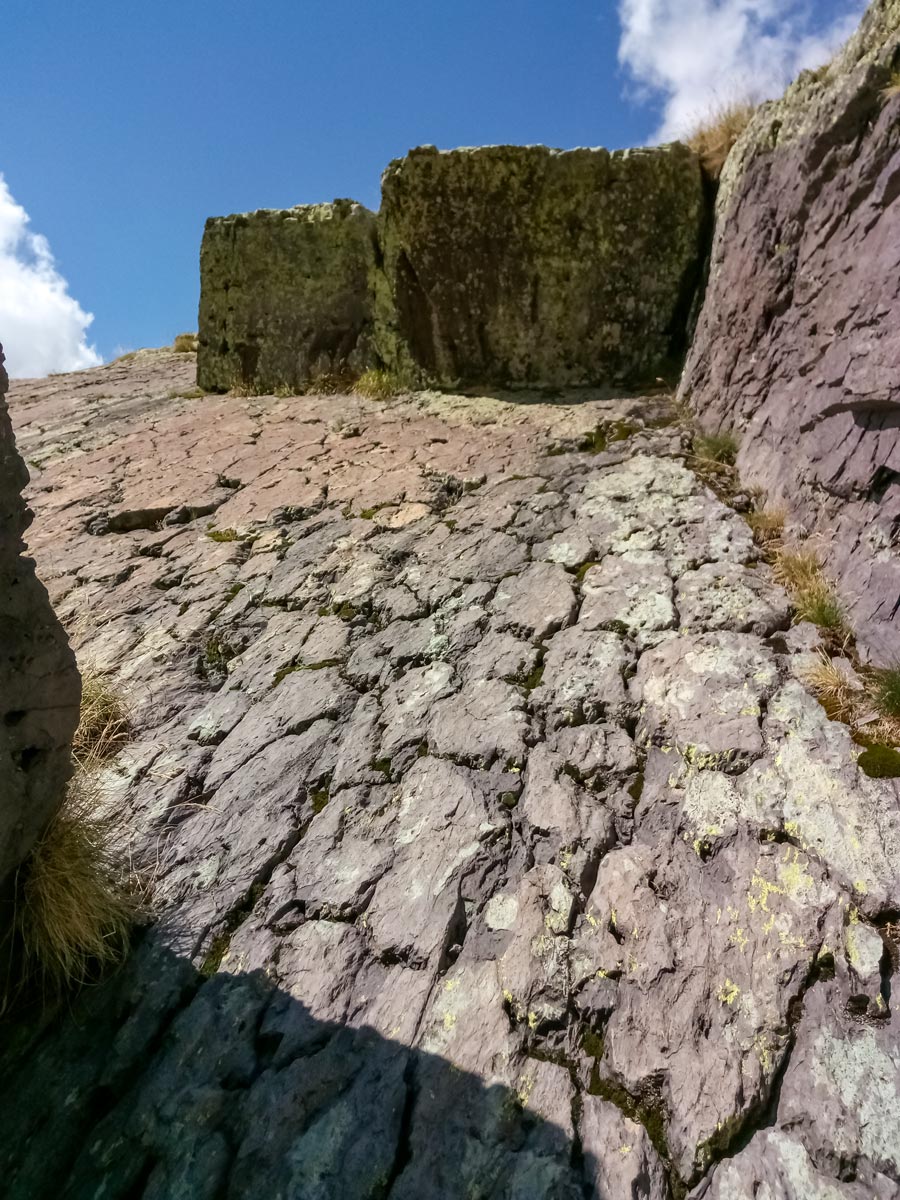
(680, 0, 900, 663)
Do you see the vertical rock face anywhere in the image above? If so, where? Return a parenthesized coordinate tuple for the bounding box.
(376, 143, 706, 388)
(197, 200, 378, 394)
(680, 0, 900, 662)
(0, 344, 80, 892)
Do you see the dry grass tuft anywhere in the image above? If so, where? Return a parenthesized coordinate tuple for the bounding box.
(172, 332, 199, 353)
(353, 367, 416, 401)
(773, 546, 848, 635)
(882, 71, 900, 101)
(6, 777, 139, 1007)
(803, 652, 858, 722)
(73, 668, 130, 770)
(692, 430, 739, 467)
(685, 100, 756, 179)
(308, 369, 358, 396)
(747, 505, 786, 550)
(2, 667, 138, 1012)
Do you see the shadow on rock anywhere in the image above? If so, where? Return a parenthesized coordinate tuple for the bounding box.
(0, 934, 615, 1200)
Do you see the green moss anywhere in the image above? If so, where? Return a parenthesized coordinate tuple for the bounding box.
(857, 744, 900, 779)
(167, 386, 205, 400)
(573, 561, 600, 583)
(588, 1071, 672, 1171)
(206, 527, 241, 543)
(578, 420, 640, 454)
(520, 663, 544, 692)
(581, 1030, 605, 1059)
(201, 635, 237, 680)
(627, 771, 645, 803)
(224, 582, 245, 601)
(273, 658, 343, 687)
(372, 758, 393, 779)
(310, 788, 330, 814)
(500, 791, 519, 810)
(199, 881, 264, 976)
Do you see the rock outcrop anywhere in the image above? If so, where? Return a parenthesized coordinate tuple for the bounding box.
(680, 0, 900, 663)
(377, 143, 706, 387)
(0, 345, 80, 893)
(197, 200, 378, 394)
(3, 351, 899, 1197)
(198, 144, 706, 394)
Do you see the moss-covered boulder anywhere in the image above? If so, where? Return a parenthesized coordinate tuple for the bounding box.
(375, 143, 705, 388)
(197, 200, 377, 394)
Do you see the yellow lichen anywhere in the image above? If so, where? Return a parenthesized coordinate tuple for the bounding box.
(717, 979, 741, 1005)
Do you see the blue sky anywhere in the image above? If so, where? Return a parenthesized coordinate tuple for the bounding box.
(1, 0, 863, 375)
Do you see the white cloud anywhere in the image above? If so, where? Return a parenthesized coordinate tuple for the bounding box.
(617, 0, 867, 141)
(0, 174, 102, 379)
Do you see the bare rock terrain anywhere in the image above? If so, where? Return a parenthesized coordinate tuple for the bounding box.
(1, 350, 898, 1199)
(681, 0, 900, 663)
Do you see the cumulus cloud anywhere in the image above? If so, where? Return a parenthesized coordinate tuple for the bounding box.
(0, 174, 102, 379)
(617, 0, 867, 141)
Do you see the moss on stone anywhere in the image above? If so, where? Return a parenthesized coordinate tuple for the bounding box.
(857, 744, 900, 778)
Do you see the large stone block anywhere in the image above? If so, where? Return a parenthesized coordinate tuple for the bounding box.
(197, 200, 377, 394)
(680, 0, 900, 663)
(375, 143, 706, 388)
(0, 344, 80, 893)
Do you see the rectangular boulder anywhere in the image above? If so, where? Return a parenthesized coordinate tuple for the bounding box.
(375, 143, 705, 388)
(197, 200, 378, 394)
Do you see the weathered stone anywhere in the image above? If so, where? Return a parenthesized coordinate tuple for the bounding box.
(376, 143, 705, 387)
(0, 343, 80, 890)
(198, 200, 377, 393)
(680, 0, 900, 663)
(580, 1095, 669, 1200)
(676, 561, 791, 636)
(635, 632, 779, 767)
(5, 314, 900, 1199)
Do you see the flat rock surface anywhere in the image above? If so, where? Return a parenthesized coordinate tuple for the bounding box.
(1, 350, 898, 1199)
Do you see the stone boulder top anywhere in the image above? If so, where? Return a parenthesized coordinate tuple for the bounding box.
(203, 197, 375, 230)
(376, 140, 705, 387)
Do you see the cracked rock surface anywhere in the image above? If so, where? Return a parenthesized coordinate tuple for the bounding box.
(2, 350, 899, 1199)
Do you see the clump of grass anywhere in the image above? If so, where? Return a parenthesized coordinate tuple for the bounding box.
(773, 547, 847, 634)
(882, 70, 900, 101)
(354, 367, 416, 400)
(692, 430, 739, 467)
(6, 777, 138, 1008)
(2, 667, 137, 1011)
(172, 333, 198, 353)
(685, 100, 756, 179)
(803, 652, 859, 722)
(167, 386, 205, 400)
(309, 368, 357, 396)
(871, 665, 900, 719)
(73, 667, 129, 769)
(747, 505, 786, 551)
(688, 428, 740, 502)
